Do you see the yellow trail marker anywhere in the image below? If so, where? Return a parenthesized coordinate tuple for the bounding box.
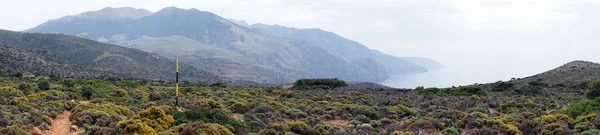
(175, 60, 179, 107)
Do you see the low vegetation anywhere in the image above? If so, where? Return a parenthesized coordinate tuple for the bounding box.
(1, 68, 600, 135)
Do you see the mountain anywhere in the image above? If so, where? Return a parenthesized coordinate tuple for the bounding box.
(227, 19, 250, 28)
(0, 29, 228, 84)
(249, 23, 437, 74)
(402, 57, 445, 70)
(368, 50, 428, 74)
(516, 60, 600, 86)
(27, 7, 390, 84)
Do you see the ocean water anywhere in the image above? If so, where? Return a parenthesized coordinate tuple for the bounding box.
(379, 67, 540, 89)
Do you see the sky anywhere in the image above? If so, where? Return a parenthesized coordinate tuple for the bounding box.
(2, 0, 600, 85)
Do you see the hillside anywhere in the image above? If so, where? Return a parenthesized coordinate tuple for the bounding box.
(0, 43, 109, 78)
(25, 7, 436, 84)
(0, 30, 227, 84)
(516, 60, 600, 86)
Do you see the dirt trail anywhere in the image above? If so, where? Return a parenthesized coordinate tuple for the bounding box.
(43, 101, 89, 135)
(44, 111, 82, 135)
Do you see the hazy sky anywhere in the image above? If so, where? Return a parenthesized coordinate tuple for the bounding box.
(2, 0, 600, 81)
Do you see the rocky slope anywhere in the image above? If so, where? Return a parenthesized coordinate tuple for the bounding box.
(0, 29, 228, 84)
(516, 60, 600, 86)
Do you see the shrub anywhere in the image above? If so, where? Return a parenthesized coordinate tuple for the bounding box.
(486, 119, 523, 135)
(131, 106, 175, 131)
(170, 108, 243, 132)
(210, 82, 227, 88)
(586, 80, 600, 99)
(17, 83, 34, 94)
(416, 87, 441, 95)
(519, 119, 542, 135)
(115, 119, 156, 135)
(559, 98, 600, 118)
(110, 89, 128, 97)
(229, 101, 250, 113)
(441, 127, 460, 135)
(258, 121, 316, 134)
(575, 122, 595, 132)
(540, 114, 573, 124)
(175, 121, 235, 135)
(491, 81, 514, 91)
(284, 109, 308, 119)
(0, 125, 28, 135)
(354, 114, 371, 123)
(0, 86, 24, 97)
(84, 124, 117, 135)
(70, 103, 133, 127)
(61, 79, 75, 87)
(581, 129, 600, 135)
(38, 81, 51, 91)
(390, 131, 412, 135)
(449, 86, 486, 96)
(387, 104, 417, 118)
(541, 122, 572, 135)
(469, 128, 500, 135)
(514, 85, 541, 94)
(116, 80, 141, 89)
(291, 78, 347, 90)
(267, 101, 290, 110)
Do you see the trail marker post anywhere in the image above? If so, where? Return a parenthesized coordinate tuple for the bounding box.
(175, 60, 179, 108)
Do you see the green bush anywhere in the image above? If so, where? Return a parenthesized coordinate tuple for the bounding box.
(70, 103, 133, 126)
(84, 124, 116, 135)
(116, 80, 141, 89)
(449, 85, 486, 96)
(115, 119, 156, 135)
(581, 129, 600, 135)
(442, 127, 460, 135)
(131, 106, 175, 131)
(291, 78, 347, 90)
(492, 81, 514, 91)
(390, 131, 412, 135)
(175, 121, 235, 135)
(416, 87, 441, 95)
(587, 80, 600, 99)
(0, 125, 28, 135)
(37, 81, 51, 91)
(284, 109, 308, 119)
(210, 82, 227, 88)
(559, 98, 600, 118)
(170, 108, 243, 133)
(0, 87, 24, 97)
(258, 121, 316, 134)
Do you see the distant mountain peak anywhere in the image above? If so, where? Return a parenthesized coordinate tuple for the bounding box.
(26, 7, 152, 32)
(154, 6, 215, 17)
(227, 19, 250, 27)
(70, 7, 152, 20)
(251, 23, 325, 32)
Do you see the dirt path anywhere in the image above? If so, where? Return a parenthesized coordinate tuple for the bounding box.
(42, 101, 89, 135)
(44, 111, 82, 135)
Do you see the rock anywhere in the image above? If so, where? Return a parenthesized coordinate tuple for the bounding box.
(70, 125, 78, 132)
(347, 124, 355, 128)
(358, 123, 373, 129)
(41, 123, 50, 130)
(30, 127, 43, 135)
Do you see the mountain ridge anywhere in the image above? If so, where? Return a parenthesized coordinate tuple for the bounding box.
(26, 6, 441, 84)
(0, 29, 231, 84)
